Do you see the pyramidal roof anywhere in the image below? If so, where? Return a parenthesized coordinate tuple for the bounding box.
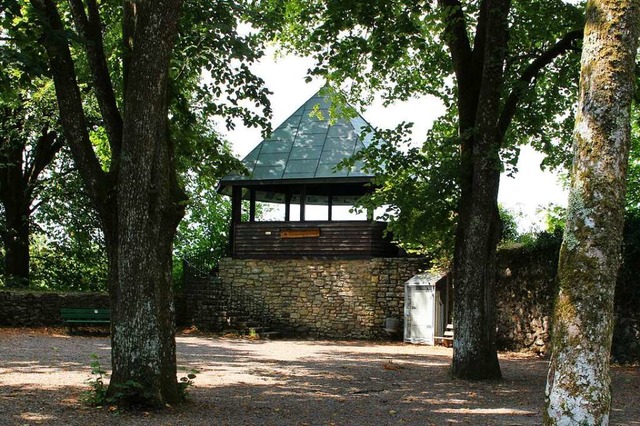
(220, 87, 375, 185)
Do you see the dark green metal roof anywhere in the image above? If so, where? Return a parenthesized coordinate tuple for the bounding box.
(220, 88, 375, 187)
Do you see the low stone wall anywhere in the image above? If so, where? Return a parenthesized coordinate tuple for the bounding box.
(0, 290, 188, 327)
(3, 246, 635, 362)
(0, 290, 110, 326)
(494, 241, 640, 362)
(218, 257, 427, 339)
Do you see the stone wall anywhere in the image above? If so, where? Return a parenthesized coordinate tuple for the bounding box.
(0, 290, 188, 327)
(495, 245, 559, 355)
(217, 257, 427, 339)
(3, 246, 635, 361)
(494, 241, 640, 362)
(215, 253, 558, 346)
(0, 290, 110, 326)
(183, 276, 227, 330)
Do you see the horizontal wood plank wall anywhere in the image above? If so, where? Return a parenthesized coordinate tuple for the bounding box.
(233, 221, 398, 258)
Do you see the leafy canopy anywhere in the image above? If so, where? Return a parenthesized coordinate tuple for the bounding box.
(256, 1, 583, 257)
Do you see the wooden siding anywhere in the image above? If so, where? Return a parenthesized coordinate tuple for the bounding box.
(232, 221, 399, 258)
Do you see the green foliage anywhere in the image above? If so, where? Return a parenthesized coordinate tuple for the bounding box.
(626, 105, 640, 216)
(341, 112, 459, 263)
(82, 354, 110, 406)
(29, 149, 107, 291)
(173, 190, 232, 287)
(1, 0, 270, 293)
(84, 339, 204, 408)
(253, 0, 582, 155)
(173, 0, 272, 133)
(0, 2, 65, 287)
(499, 205, 520, 245)
(253, 0, 583, 268)
(177, 368, 199, 400)
(30, 234, 107, 292)
(83, 354, 199, 407)
(543, 203, 567, 234)
(498, 204, 565, 251)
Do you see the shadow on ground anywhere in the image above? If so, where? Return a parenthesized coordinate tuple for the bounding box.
(0, 329, 638, 425)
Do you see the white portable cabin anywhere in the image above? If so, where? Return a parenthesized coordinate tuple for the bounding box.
(404, 272, 447, 344)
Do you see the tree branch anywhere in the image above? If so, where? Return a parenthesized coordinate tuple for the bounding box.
(438, 0, 473, 86)
(498, 29, 583, 140)
(438, 0, 481, 132)
(25, 126, 63, 197)
(28, 0, 105, 201)
(122, 1, 137, 102)
(68, 0, 123, 161)
(471, 0, 489, 82)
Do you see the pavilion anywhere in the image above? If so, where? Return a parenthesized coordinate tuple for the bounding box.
(218, 87, 399, 259)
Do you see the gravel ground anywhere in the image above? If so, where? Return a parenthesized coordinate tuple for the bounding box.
(0, 327, 638, 425)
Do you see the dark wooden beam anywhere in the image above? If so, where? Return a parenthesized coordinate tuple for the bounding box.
(285, 191, 292, 222)
(249, 188, 256, 222)
(300, 185, 307, 222)
(328, 195, 333, 221)
(230, 185, 243, 255)
(231, 186, 242, 224)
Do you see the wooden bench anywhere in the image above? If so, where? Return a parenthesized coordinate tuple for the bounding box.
(435, 323, 454, 347)
(61, 308, 110, 333)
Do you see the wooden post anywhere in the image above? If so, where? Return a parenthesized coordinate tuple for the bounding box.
(230, 186, 243, 255)
(328, 195, 333, 221)
(249, 188, 256, 222)
(285, 191, 292, 222)
(300, 185, 307, 222)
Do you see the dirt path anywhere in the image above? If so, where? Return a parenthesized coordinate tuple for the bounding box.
(0, 327, 638, 425)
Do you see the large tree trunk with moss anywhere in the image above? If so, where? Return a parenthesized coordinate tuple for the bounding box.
(544, 0, 639, 423)
(31, 0, 185, 406)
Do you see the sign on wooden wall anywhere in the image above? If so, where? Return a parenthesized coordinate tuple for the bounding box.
(280, 229, 321, 239)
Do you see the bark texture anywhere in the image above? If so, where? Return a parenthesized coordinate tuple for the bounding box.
(443, 0, 511, 380)
(438, 0, 583, 380)
(110, 0, 184, 406)
(545, 1, 639, 424)
(30, 0, 185, 407)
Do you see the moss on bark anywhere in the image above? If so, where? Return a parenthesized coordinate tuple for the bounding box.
(544, 1, 640, 424)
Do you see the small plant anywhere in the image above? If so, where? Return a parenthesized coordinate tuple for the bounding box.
(177, 368, 199, 401)
(82, 355, 149, 408)
(84, 356, 199, 406)
(82, 354, 109, 406)
(248, 327, 259, 339)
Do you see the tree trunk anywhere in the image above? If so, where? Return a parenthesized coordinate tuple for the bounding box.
(450, 148, 502, 379)
(28, 0, 185, 407)
(449, 0, 510, 380)
(545, 0, 639, 423)
(106, 1, 184, 407)
(2, 202, 30, 287)
(0, 131, 30, 287)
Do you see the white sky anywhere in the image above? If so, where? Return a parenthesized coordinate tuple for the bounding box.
(218, 50, 568, 231)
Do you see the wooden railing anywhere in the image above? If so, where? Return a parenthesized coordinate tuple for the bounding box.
(232, 221, 399, 259)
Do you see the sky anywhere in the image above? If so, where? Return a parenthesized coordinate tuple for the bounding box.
(218, 49, 569, 231)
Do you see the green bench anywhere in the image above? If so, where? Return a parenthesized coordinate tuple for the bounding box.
(60, 308, 110, 333)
